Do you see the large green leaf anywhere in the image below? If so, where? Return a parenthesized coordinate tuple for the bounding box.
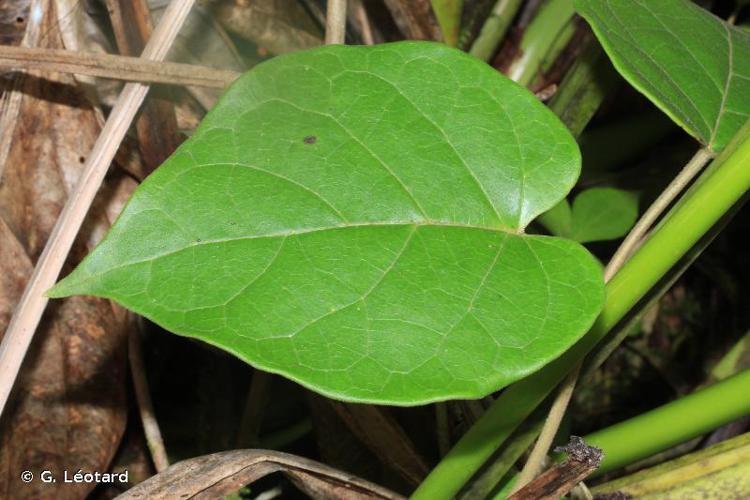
(539, 188, 638, 243)
(576, 0, 750, 151)
(50, 42, 604, 405)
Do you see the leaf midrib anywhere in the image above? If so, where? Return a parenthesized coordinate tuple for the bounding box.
(710, 21, 733, 148)
(62, 219, 522, 290)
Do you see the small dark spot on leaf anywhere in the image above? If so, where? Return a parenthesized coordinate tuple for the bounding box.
(229, 221, 236, 226)
(79, 156, 85, 163)
(303, 135, 317, 145)
(196, 238, 202, 243)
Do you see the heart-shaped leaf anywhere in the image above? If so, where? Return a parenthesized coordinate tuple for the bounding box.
(50, 42, 604, 405)
(575, 0, 750, 152)
(539, 188, 638, 243)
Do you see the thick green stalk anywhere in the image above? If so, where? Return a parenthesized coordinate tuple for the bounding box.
(469, 0, 524, 62)
(411, 122, 750, 499)
(585, 369, 750, 475)
(506, 0, 576, 86)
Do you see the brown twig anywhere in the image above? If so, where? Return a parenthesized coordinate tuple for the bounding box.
(514, 365, 582, 491)
(129, 320, 170, 472)
(325, 0, 348, 44)
(436, 402, 451, 457)
(351, 0, 375, 45)
(236, 370, 274, 447)
(328, 401, 430, 486)
(0, 46, 239, 88)
(508, 436, 603, 500)
(382, 0, 443, 40)
(106, 0, 181, 174)
(0, 0, 197, 418)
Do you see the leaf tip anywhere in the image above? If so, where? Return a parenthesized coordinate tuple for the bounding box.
(46, 273, 84, 299)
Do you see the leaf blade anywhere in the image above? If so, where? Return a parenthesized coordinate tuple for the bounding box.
(51, 42, 604, 404)
(575, 0, 750, 152)
(568, 187, 638, 243)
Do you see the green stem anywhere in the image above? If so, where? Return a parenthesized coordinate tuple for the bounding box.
(505, 0, 576, 86)
(710, 331, 750, 382)
(458, 407, 547, 500)
(548, 42, 619, 138)
(469, 0, 524, 62)
(538, 17, 577, 74)
(585, 368, 750, 475)
(411, 122, 750, 500)
(432, 0, 464, 46)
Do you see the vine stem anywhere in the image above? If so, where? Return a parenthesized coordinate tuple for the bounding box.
(513, 145, 715, 490)
(604, 147, 715, 281)
(469, 0, 524, 62)
(325, 0, 348, 44)
(0, 0, 196, 418)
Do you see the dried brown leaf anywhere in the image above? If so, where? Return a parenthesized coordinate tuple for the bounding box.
(0, 73, 103, 258)
(54, 0, 120, 103)
(382, 0, 442, 41)
(107, 0, 181, 173)
(0, 0, 31, 46)
(209, 0, 322, 55)
(0, 2, 132, 498)
(120, 449, 404, 499)
(152, 1, 247, 112)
